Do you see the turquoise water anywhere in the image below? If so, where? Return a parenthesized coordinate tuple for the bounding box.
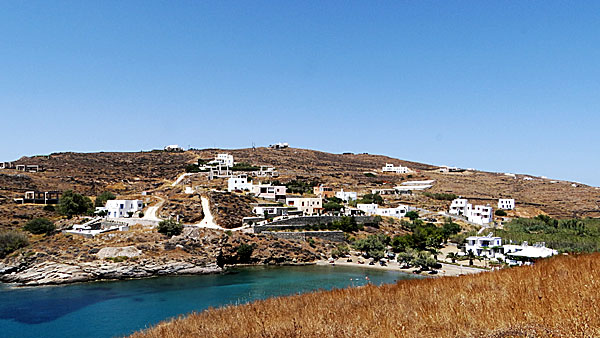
(0, 265, 420, 338)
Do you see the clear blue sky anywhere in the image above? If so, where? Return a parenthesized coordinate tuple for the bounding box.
(1, 2, 599, 186)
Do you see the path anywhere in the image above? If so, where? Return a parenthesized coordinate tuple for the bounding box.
(189, 196, 252, 232)
(143, 196, 165, 222)
(171, 173, 194, 187)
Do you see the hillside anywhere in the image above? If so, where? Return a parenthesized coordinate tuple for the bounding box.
(130, 253, 600, 338)
(1, 147, 599, 230)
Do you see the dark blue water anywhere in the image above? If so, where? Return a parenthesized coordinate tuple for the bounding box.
(0, 265, 420, 338)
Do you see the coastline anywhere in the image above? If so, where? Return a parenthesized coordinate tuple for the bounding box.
(316, 256, 487, 277)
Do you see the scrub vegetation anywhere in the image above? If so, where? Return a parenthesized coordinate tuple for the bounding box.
(131, 253, 600, 338)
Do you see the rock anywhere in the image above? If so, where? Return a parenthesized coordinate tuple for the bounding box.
(96, 246, 142, 259)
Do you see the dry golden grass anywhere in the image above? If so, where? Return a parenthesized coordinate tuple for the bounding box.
(131, 254, 600, 338)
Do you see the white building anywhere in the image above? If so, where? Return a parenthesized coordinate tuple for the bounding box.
(464, 234, 504, 259)
(335, 189, 357, 202)
(504, 242, 558, 266)
(211, 153, 234, 167)
(252, 205, 300, 218)
(286, 197, 323, 215)
(449, 198, 493, 225)
(105, 200, 143, 218)
(356, 203, 409, 218)
(449, 198, 469, 216)
(251, 184, 287, 201)
(498, 199, 515, 210)
(164, 145, 183, 152)
(465, 204, 493, 225)
(228, 175, 252, 192)
(381, 163, 410, 174)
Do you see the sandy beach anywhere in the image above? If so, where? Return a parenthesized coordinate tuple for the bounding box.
(317, 255, 487, 277)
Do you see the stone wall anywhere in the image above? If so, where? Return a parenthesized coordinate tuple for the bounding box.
(261, 231, 345, 242)
(253, 216, 376, 233)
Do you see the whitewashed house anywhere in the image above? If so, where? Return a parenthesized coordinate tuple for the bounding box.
(251, 184, 287, 201)
(357, 203, 409, 218)
(105, 200, 143, 218)
(285, 197, 323, 215)
(465, 204, 493, 225)
(252, 205, 300, 218)
(504, 242, 558, 266)
(211, 153, 234, 167)
(498, 199, 515, 210)
(335, 189, 357, 201)
(228, 175, 252, 192)
(381, 163, 410, 174)
(464, 234, 504, 259)
(449, 198, 469, 215)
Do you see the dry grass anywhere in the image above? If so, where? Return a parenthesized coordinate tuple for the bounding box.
(131, 254, 600, 338)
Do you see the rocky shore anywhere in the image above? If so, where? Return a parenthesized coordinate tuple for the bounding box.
(0, 227, 324, 287)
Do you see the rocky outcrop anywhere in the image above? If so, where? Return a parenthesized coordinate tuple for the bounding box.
(96, 246, 142, 259)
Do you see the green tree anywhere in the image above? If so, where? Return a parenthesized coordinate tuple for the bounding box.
(95, 191, 116, 207)
(323, 201, 343, 212)
(23, 218, 55, 235)
(352, 234, 386, 259)
(412, 251, 437, 271)
(405, 211, 419, 221)
(446, 252, 457, 263)
(397, 249, 416, 267)
(237, 243, 255, 263)
(0, 231, 29, 258)
(442, 218, 461, 239)
(157, 219, 183, 237)
(331, 244, 350, 258)
(58, 190, 93, 218)
(495, 209, 507, 217)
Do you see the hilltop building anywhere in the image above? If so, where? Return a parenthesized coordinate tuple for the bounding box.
(381, 163, 410, 174)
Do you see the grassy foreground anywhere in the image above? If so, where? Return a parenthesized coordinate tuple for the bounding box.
(131, 254, 600, 338)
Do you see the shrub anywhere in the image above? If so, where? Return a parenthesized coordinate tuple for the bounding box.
(423, 192, 457, 201)
(237, 243, 254, 263)
(58, 190, 93, 218)
(331, 244, 350, 258)
(0, 231, 29, 258)
(157, 219, 183, 237)
(43, 204, 55, 212)
(405, 211, 419, 221)
(495, 209, 507, 216)
(23, 218, 55, 235)
(95, 191, 116, 207)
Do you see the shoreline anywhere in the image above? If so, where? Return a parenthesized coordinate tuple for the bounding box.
(316, 256, 487, 277)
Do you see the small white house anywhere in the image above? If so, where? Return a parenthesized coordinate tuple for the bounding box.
(286, 197, 323, 215)
(105, 200, 143, 218)
(335, 189, 357, 201)
(381, 163, 410, 174)
(449, 198, 469, 215)
(498, 199, 515, 210)
(356, 203, 409, 218)
(228, 175, 252, 192)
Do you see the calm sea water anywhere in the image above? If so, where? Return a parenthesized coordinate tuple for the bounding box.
(0, 265, 420, 338)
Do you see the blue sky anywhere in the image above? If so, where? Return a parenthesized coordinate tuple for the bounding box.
(1, 2, 599, 186)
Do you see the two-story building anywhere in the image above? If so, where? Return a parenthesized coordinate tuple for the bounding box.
(498, 199, 515, 210)
(251, 184, 287, 201)
(381, 163, 410, 174)
(228, 175, 252, 192)
(285, 197, 323, 215)
(105, 200, 144, 218)
(313, 184, 335, 198)
(465, 204, 493, 225)
(449, 198, 469, 215)
(464, 234, 504, 259)
(356, 203, 409, 218)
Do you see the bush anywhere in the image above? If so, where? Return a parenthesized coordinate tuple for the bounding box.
(23, 218, 55, 235)
(423, 192, 457, 201)
(405, 211, 419, 221)
(58, 190, 93, 218)
(237, 243, 254, 263)
(0, 231, 29, 258)
(95, 191, 116, 207)
(157, 219, 183, 237)
(495, 209, 507, 216)
(356, 193, 384, 205)
(331, 244, 350, 258)
(43, 204, 55, 212)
